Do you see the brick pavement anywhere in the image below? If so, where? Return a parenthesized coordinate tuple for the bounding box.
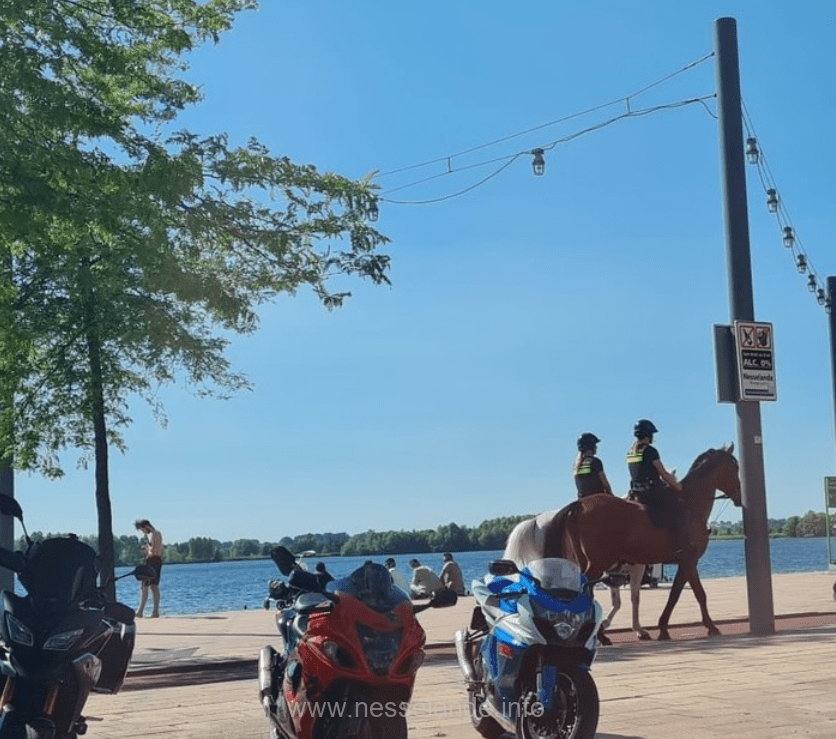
(84, 570, 836, 739)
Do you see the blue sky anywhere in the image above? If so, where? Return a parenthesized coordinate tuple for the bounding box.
(17, 2, 836, 544)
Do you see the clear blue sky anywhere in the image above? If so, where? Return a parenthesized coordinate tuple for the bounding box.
(18, 2, 836, 544)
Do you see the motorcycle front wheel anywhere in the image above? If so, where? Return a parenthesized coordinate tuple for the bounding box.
(467, 651, 504, 739)
(516, 665, 599, 739)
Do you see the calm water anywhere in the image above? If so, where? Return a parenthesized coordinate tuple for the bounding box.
(112, 537, 833, 617)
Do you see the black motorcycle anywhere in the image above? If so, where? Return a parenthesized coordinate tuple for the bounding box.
(0, 495, 154, 739)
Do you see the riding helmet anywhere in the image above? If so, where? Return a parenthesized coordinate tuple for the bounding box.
(577, 432, 600, 451)
(634, 419, 658, 439)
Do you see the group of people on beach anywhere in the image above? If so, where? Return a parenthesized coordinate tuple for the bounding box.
(383, 553, 465, 599)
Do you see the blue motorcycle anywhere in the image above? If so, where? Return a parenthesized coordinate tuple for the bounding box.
(455, 558, 604, 739)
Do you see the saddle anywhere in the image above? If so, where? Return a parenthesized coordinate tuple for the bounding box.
(628, 484, 677, 531)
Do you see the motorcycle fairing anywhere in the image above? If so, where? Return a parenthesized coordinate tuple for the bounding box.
(282, 595, 424, 738)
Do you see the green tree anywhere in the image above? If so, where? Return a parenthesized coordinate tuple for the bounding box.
(0, 1, 388, 592)
(188, 536, 220, 561)
(796, 511, 826, 538)
(230, 538, 261, 558)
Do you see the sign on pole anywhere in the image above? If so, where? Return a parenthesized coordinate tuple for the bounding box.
(826, 477, 836, 566)
(734, 320, 777, 401)
(826, 477, 836, 508)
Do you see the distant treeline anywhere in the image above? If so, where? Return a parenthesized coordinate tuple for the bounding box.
(16, 511, 831, 565)
(15, 515, 533, 566)
(711, 510, 829, 539)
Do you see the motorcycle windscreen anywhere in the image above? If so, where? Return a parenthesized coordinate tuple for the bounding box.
(328, 562, 410, 612)
(523, 558, 584, 593)
(19, 537, 98, 610)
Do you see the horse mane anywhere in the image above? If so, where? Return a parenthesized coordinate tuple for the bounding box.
(681, 445, 733, 485)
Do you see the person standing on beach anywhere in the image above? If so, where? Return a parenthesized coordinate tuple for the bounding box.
(135, 519, 163, 618)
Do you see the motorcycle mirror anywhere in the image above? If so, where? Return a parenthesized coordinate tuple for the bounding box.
(270, 546, 296, 576)
(0, 495, 23, 522)
(488, 559, 519, 577)
(429, 588, 457, 608)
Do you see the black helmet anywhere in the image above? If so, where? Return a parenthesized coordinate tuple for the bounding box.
(577, 433, 600, 451)
(634, 419, 658, 439)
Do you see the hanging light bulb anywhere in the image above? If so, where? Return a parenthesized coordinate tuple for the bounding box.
(766, 188, 779, 213)
(796, 254, 807, 273)
(368, 196, 379, 222)
(826, 298, 832, 314)
(782, 226, 794, 249)
(531, 148, 545, 176)
(818, 288, 827, 305)
(807, 274, 816, 292)
(745, 137, 759, 164)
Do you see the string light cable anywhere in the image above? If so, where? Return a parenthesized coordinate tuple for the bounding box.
(376, 52, 717, 206)
(742, 101, 830, 313)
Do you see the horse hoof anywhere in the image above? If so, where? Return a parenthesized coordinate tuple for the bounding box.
(638, 631, 652, 641)
(708, 628, 722, 637)
(598, 634, 613, 646)
(657, 631, 671, 641)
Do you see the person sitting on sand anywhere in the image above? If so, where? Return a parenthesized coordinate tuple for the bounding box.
(408, 558, 442, 598)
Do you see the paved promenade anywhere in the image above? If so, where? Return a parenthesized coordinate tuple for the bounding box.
(86, 570, 836, 738)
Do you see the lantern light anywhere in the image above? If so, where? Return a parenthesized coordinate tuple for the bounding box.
(745, 137, 759, 164)
(531, 148, 545, 176)
(817, 288, 827, 305)
(782, 226, 794, 249)
(807, 274, 816, 292)
(766, 188, 779, 213)
(796, 254, 807, 273)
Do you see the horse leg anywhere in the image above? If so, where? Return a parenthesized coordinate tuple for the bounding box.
(629, 564, 652, 641)
(657, 565, 687, 640)
(686, 566, 720, 637)
(602, 584, 620, 630)
(596, 586, 618, 646)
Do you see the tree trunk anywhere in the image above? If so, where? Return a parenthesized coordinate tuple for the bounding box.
(82, 275, 116, 600)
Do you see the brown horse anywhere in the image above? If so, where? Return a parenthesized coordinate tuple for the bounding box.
(504, 445, 741, 640)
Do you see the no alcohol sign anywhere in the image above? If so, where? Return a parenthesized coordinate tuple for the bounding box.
(734, 320, 776, 401)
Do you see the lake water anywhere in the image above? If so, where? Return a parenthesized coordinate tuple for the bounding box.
(113, 536, 834, 617)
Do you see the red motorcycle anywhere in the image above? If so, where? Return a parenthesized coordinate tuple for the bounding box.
(258, 549, 456, 739)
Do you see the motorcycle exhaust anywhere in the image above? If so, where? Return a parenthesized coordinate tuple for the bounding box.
(258, 645, 276, 711)
(454, 629, 476, 683)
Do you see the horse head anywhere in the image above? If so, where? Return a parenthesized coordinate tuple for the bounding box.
(684, 444, 741, 507)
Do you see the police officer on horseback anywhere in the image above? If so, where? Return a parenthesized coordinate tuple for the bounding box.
(627, 419, 687, 554)
(574, 432, 613, 498)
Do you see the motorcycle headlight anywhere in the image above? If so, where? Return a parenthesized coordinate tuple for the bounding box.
(5, 614, 33, 647)
(539, 606, 589, 642)
(356, 625, 402, 676)
(320, 639, 357, 669)
(44, 628, 85, 651)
